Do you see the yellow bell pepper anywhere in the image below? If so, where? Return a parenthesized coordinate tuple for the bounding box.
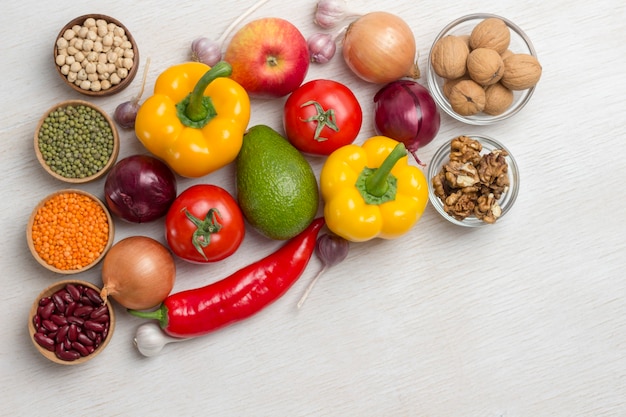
(135, 61, 250, 178)
(320, 136, 428, 242)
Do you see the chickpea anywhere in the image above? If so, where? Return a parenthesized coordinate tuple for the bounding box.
(79, 80, 91, 90)
(122, 58, 134, 70)
(63, 29, 75, 40)
(82, 39, 94, 52)
(102, 34, 113, 47)
(70, 61, 82, 73)
(56, 38, 69, 49)
(55, 54, 66, 66)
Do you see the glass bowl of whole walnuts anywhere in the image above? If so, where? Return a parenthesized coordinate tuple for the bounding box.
(427, 13, 542, 125)
(427, 134, 520, 227)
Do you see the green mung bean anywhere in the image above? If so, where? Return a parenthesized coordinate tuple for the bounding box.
(38, 104, 114, 179)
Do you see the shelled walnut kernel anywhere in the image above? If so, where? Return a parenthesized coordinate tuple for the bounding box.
(432, 136, 509, 223)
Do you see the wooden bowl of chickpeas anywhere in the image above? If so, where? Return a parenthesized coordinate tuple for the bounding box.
(53, 14, 139, 96)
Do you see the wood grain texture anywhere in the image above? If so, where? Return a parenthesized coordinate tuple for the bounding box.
(1, 0, 625, 416)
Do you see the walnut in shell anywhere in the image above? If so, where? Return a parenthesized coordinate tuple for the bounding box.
(483, 83, 514, 115)
(469, 17, 511, 54)
(501, 53, 542, 90)
(442, 75, 470, 99)
(430, 35, 470, 79)
(467, 48, 504, 86)
(448, 79, 486, 116)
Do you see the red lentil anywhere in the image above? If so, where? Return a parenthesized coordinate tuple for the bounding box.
(32, 192, 109, 271)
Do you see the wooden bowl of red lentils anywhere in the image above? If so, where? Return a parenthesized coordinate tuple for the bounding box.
(34, 100, 120, 184)
(54, 14, 139, 96)
(29, 279, 115, 365)
(26, 189, 115, 274)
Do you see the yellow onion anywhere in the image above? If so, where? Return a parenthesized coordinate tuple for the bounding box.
(342, 11, 419, 84)
(101, 236, 176, 310)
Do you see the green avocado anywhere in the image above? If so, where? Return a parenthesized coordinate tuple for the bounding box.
(236, 125, 319, 240)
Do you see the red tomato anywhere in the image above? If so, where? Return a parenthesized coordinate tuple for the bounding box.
(283, 79, 362, 155)
(165, 184, 245, 263)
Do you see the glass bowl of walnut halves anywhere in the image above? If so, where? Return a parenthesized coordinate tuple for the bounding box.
(427, 13, 542, 125)
(428, 134, 519, 227)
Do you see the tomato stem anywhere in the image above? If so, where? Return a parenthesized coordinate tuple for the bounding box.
(183, 208, 223, 261)
(299, 100, 339, 142)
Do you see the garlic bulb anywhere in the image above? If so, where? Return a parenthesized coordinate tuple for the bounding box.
(133, 323, 187, 357)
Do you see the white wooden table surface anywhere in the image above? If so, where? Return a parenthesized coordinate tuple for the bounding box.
(1, 1, 625, 416)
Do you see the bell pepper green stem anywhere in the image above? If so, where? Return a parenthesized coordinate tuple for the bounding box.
(366, 142, 407, 197)
(177, 61, 233, 128)
(128, 305, 169, 329)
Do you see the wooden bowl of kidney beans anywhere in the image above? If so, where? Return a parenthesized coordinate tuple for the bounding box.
(29, 280, 115, 365)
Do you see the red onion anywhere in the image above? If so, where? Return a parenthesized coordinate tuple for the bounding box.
(373, 80, 441, 165)
(104, 155, 177, 223)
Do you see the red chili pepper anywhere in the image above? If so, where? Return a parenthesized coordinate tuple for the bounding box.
(128, 217, 325, 337)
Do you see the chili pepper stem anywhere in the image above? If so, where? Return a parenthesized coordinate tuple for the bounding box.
(182, 61, 233, 124)
(365, 142, 407, 197)
(127, 304, 169, 329)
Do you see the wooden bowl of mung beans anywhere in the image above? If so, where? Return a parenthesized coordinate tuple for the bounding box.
(29, 279, 115, 365)
(53, 14, 139, 96)
(34, 100, 120, 184)
(26, 189, 115, 274)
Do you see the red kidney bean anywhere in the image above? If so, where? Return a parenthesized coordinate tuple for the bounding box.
(73, 305, 93, 318)
(64, 301, 77, 318)
(77, 333, 94, 346)
(34, 332, 55, 352)
(50, 314, 67, 326)
(67, 316, 84, 326)
(85, 329, 97, 341)
(56, 325, 69, 345)
(55, 344, 80, 361)
(40, 302, 56, 320)
(68, 323, 78, 342)
(84, 320, 105, 333)
(32, 314, 41, 330)
(58, 288, 74, 304)
(90, 305, 108, 319)
(85, 288, 103, 305)
(51, 293, 65, 312)
(65, 283, 81, 301)
(41, 319, 58, 332)
(71, 342, 90, 357)
(90, 313, 109, 324)
(39, 296, 52, 307)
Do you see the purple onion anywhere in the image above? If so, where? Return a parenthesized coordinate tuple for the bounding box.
(373, 80, 441, 165)
(104, 155, 177, 223)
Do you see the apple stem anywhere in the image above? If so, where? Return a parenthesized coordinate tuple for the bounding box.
(217, 0, 271, 47)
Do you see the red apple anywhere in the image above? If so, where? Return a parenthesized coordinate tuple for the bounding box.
(224, 17, 309, 99)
